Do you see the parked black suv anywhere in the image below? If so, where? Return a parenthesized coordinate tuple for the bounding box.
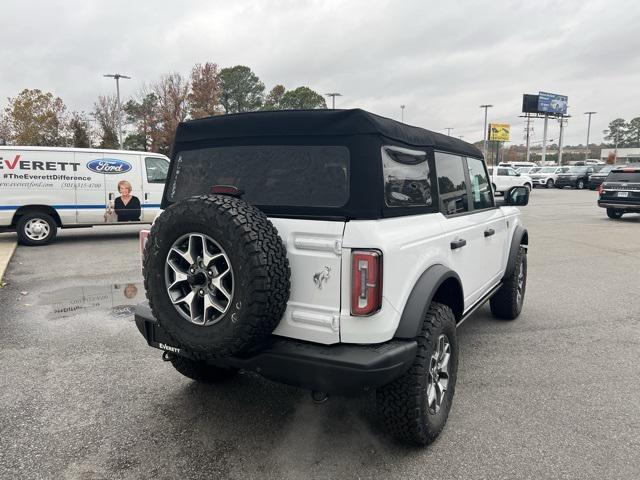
(597, 167, 640, 219)
(555, 166, 595, 189)
(588, 165, 616, 190)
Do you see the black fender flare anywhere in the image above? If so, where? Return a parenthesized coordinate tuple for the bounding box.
(394, 264, 463, 339)
(503, 225, 528, 280)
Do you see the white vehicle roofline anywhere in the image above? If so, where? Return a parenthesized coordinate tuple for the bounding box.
(0, 145, 168, 157)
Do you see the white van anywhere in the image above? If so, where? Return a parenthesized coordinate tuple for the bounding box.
(0, 146, 170, 245)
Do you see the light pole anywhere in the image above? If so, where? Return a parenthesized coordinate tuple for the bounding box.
(445, 127, 453, 136)
(104, 73, 131, 149)
(541, 115, 549, 166)
(325, 93, 342, 110)
(400, 105, 405, 123)
(584, 111, 596, 161)
(480, 105, 493, 160)
(557, 116, 568, 166)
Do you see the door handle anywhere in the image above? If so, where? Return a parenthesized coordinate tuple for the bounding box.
(450, 238, 467, 250)
(145, 193, 150, 200)
(484, 228, 495, 237)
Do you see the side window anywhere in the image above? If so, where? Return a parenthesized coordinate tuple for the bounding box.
(466, 157, 494, 210)
(507, 168, 518, 176)
(145, 157, 169, 184)
(434, 152, 468, 215)
(497, 168, 509, 176)
(382, 146, 432, 207)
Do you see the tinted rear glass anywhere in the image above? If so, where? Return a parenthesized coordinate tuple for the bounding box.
(168, 145, 349, 207)
(607, 171, 640, 182)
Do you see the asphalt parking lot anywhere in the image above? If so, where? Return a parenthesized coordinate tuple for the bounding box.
(0, 189, 638, 480)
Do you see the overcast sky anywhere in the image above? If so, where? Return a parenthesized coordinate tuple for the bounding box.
(3, 0, 639, 145)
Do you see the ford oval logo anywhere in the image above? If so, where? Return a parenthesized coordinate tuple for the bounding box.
(87, 158, 132, 175)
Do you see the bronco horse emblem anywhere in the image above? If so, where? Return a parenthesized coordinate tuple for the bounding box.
(313, 266, 331, 290)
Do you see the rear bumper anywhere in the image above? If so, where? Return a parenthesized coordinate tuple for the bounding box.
(135, 302, 417, 395)
(597, 201, 640, 212)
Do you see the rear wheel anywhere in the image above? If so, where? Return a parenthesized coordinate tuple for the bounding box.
(490, 246, 527, 320)
(16, 212, 57, 246)
(576, 179, 585, 189)
(546, 179, 554, 188)
(524, 183, 532, 192)
(606, 208, 624, 219)
(377, 302, 458, 446)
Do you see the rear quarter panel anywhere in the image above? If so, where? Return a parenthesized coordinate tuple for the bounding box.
(340, 213, 447, 343)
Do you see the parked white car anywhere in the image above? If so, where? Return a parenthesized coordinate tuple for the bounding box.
(0, 146, 170, 245)
(528, 166, 570, 188)
(488, 166, 533, 194)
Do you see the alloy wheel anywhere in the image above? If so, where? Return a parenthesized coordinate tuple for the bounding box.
(427, 334, 451, 415)
(165, 233, 234, 326)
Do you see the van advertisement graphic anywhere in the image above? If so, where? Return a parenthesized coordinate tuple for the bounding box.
(0, 152, 144, 224)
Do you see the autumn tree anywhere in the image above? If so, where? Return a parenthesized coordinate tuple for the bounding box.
(93, 95, 119, 149)
(218, 65, 264, 113)
(69, 112, 91, 148)
(4, 89, 68, 146)
(279, 86, 327, 110)
(149, 73, 190, 154)
(189, 62, 221, 119)
(262, 85, 286, 110)
(0, 112, 10, 145)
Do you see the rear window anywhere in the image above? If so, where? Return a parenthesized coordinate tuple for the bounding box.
(607, 171, 640, 182)
(167, 145, 349, 207)
(382, 146, 432, 207)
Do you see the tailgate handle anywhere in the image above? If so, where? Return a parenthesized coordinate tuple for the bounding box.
(450, 238, 467, 250)
(484, 228, 495, 237)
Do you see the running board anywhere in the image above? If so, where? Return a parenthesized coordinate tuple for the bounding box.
(457, 282, 502, 327)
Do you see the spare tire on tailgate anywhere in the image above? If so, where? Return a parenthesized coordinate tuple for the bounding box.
(143, 194, 290, 359)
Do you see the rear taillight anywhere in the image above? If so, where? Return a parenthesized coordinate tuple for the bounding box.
(351, 250, 383, 316)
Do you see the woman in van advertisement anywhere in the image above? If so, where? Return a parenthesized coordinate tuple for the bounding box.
(107, 179, 141, 222)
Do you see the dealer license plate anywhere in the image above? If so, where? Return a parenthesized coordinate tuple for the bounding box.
(618, 191, 629, 197)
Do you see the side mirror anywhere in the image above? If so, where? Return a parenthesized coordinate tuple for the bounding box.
(515, 172, 521, 176)
(505, 186, 529, 206)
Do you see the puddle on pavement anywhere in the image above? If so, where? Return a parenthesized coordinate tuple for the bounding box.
(40, 283, 143, 320)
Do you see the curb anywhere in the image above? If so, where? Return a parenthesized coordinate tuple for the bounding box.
(0, 238, 17, 284)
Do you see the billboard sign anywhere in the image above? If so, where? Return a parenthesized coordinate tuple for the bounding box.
(488, 123, 510, 142)
(538, 91, 568, 115)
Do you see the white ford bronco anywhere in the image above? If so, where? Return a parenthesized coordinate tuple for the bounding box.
(136, 109, 530, 446)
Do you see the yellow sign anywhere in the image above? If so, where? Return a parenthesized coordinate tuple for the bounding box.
(489, 123, 510, 142)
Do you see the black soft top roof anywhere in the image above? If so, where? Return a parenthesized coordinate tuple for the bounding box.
(173, 108, 482, 158)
